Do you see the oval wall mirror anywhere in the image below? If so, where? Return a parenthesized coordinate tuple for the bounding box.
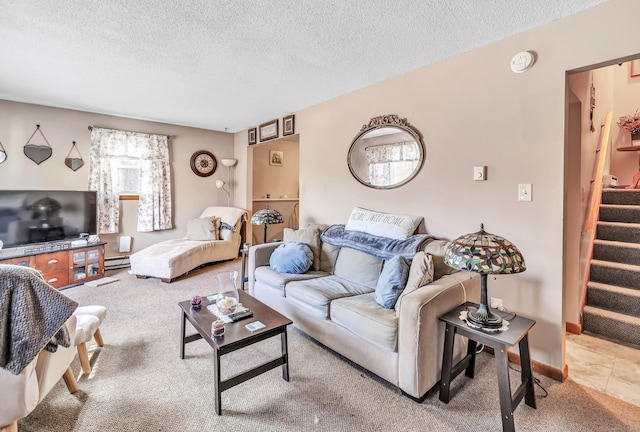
(347, 114, 425, 189)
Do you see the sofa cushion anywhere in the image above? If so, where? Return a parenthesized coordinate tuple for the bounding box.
(304, 223, 340, 273)
(423, 239, 457, 280)
(254, 266, 328, 294)
(333, 248, 383, 289)
(330, 293, 398, 352)
(395, 251, 434, 316)
(345, 206, 422, 239)
(270, 242, 314, 274)
(283, 227, 321, 271)
(374, 255, 410, 309)
(285, 275, 375, 319)
(185, 217, 220, 240)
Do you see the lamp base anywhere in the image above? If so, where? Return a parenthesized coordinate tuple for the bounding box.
(467, 306, 504, 330)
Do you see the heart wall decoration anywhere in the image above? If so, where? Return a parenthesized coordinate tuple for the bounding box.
(65, 141, 84, 171)
(24, 124, 53, 165)
(0, 140, 6, 164)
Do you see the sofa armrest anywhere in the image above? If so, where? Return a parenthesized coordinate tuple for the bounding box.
(396, 271, 481, 399)
(248, 242, 280, 294)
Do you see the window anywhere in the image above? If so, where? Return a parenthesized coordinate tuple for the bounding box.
(89, 128, 172, 233)
(365, 141, 420, 187)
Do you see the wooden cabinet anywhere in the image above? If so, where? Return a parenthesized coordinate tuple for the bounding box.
(35, 252, 70, 288)
(0, 243, 105, 289)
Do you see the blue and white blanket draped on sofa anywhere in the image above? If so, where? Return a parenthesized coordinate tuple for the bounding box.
(321, 224, 433, 260)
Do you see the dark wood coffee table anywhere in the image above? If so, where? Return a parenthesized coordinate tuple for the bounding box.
(179, 290, 292, 415)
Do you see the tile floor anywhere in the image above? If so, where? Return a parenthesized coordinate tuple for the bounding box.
(565, 332, 640, 407)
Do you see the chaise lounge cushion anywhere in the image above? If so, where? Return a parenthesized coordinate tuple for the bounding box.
(185, 217, 220, 240)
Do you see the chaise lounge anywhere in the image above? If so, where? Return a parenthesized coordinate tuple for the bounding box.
(130, 206, 248, 282)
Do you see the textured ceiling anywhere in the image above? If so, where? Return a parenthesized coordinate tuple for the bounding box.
(0, 0, 610, 133)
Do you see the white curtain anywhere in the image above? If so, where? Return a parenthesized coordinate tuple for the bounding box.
(88, 128, 172, 233)
(365, 141, 419, 186)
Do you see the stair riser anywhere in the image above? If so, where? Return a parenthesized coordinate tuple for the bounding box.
(599, 207, 640, 223)
(586, 288, 640, 318)
(593, 244, 640, 265)
(589, 264, 640, 290)
(602, 190, 640, 206)
(583, 312, 640, 346)
(596, 225, 640, 244)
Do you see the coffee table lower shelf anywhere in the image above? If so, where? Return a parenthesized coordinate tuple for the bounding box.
(179, 292, 292, 415)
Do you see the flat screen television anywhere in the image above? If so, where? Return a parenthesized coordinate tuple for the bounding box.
(0, 190, 97, 249)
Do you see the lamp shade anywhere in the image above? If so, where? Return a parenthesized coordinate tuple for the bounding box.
(443, 224, 525, 330)
(215, 179, 225, 189)
(443, 224, 526, 275)
(221, 158, 237, 167)
(251, 207, 284, 243)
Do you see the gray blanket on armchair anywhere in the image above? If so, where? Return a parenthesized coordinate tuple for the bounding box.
(0, 265, 78, 375)
(321, 224, 434, 260)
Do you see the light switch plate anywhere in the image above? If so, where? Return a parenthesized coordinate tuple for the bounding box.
(474, 166, 486, 181)
(518, 184, 532, 201)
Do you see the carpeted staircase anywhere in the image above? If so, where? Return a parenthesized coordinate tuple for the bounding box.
(584, 188, 640, 346)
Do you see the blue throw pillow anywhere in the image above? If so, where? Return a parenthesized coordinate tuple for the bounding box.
(270, 242, 314, 274)
(374, 255, 410, 309)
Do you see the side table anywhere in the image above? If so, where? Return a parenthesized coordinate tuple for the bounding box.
(240, 249, 248, 290)
(439, 302, 536, 432)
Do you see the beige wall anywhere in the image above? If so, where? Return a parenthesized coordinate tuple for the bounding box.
(0, 100, 235, 256)
(231, 0, 640, 371)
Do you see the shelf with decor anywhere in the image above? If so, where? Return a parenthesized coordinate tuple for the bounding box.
(252, 198, 299, 202)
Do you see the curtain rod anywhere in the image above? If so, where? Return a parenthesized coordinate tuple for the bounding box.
(88, 126, 170, 140)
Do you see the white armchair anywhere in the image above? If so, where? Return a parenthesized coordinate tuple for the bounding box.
(0, 265, 80, 432)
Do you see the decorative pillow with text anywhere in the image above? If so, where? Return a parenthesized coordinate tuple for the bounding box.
(345, 207, 423, 239)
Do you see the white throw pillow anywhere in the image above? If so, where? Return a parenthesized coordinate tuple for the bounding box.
(345, 207, 423, 239)
(185, 217, 220, 240)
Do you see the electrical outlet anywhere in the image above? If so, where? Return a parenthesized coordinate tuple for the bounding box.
(491, 297, 503, 310)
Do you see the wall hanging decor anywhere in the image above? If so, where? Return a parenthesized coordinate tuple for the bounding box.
(248, 128, 257, 145)
(190, 150, 217, 177)
(0, 140, 6, 164)
(24, 124, 53, 165)
(259, 119, 279, 142)
(269, 150, 283, 166)
(283, 114, 295, 136)
(65, 141, 84, 171)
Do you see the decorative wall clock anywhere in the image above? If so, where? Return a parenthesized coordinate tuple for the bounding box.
(190, 150, 217, 177)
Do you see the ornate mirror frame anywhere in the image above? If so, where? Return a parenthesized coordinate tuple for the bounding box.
(347, 114, 425, 189)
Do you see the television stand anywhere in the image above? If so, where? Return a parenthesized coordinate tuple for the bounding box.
(0, 242, 106, 289)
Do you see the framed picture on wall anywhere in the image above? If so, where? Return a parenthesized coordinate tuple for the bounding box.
(259, 119, 279, 142)
(248, 128, 257, 145)
(631, 60, 640, 77)
(269, 150, 283, 167)
(283, 114, 295, 136)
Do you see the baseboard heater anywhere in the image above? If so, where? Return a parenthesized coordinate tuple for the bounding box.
(104, 255, 131, 270)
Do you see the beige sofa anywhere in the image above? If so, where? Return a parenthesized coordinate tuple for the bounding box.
(248, 226, 480, 401)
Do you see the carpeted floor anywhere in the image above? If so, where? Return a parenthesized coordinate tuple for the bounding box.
(18, 259, 640, 431)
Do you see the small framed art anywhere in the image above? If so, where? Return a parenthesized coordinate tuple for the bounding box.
(248, 128, 257, 145)
(269, 150, 283, 167)
(632, 60, 640, 77)
(259, 119, 279, 142)
(283, 114, 295, 136)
